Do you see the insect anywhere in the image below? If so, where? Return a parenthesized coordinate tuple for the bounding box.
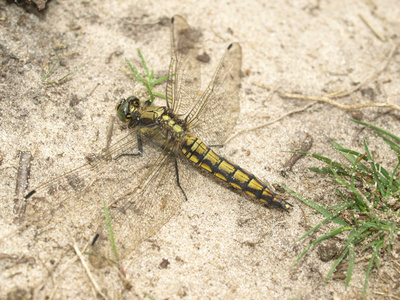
(23, 15, 291, 258)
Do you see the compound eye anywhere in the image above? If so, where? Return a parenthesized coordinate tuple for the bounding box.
(115, 99, 124, 113)
(116, 99, 131, 123)
(127, 96, 140, 107)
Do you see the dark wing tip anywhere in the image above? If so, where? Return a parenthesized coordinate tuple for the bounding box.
(227, 43, 241, 52)
(24, 190, 36, 199)
(171, 16, 175, 24)
(91, 233, 100, 246)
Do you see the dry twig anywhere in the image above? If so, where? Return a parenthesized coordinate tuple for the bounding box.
(280, 42, 400, 112)
(359, 14, 386, 42)
(280, 93, 400, 111)
(225, 102, 316, 144)
(281, 133, 314, 177)
(14, 151, 32, 218)
(73, 242, 108, 300)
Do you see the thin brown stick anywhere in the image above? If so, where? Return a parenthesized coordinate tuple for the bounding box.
(104, 115, 115, 158)
(393, 260, 400, 275)
(281, 133, 314, 177)
(48, 283, 60, 300)
(280, 42, 400, 111)
(372, 291, 400, 300)
(88, 82, 100, 97)
(280, 93, 400, 111)
(73, 242, 108, 300)
(14, 151, 32, 218)
(334, 42, 398, 97)
(225, 102, 316, 144)
(262, 84, 279, 106)
(47, 239, 93, 299)
(359, 14, 386, 42)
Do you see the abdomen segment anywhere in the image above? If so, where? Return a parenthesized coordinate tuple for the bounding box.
(181, 136, 291, 210)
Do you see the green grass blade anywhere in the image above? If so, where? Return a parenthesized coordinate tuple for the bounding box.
(153, 75, 169, 85)
(125, 58, 144, 83)
(41, 55, 82, 86)
(346, 244, 355, 288)
(377, 163, 391, 181)
(331, 140, 366, 161)
(325, 229, 359, 282)
(325, 246, 349, 283)
(374, 131, 400, 154)
(103, 200, 119, 263)
(364, 140, 386, 197)
(295, 226, 352, 266)
(42, 55, 61, 81)
(388, 222, 396, 253)
(330, 168, 368, 211)
(153, 92, 167, 100)
(388, 161, 400, 192)
(297, 201, 353, 242)
(137, 48, 149, 77)
(281, 185, 349, 226)
(330, 141, 373, 178)
(351, 119, 400, 144)
(52, 65, 83, 85)
(308, 167, 329, 174)
(363, 240, 384, 299)
(311, 153, 351, 174)
(311, 153, 334, 165)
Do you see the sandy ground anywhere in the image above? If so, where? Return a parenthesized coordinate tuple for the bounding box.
(1, 0, 400, 299)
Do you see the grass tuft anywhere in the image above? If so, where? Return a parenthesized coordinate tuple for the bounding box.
(41, 55, 83, 85)
(284, 119, 400, 299)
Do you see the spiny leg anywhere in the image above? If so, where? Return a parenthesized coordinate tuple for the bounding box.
(174, 156, 188, 201)
(115, 132, 143, 160)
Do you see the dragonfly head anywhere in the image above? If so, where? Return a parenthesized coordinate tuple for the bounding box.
(116, 96, 140, 123)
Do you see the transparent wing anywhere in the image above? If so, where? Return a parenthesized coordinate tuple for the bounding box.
(167, 17, 242, 146)
(186, 42, 242, 146)
(166, 15, 201, 116)
(22, 130, 142, 231)
(91, 148, 188, 260)
(22, 127, 186, 260)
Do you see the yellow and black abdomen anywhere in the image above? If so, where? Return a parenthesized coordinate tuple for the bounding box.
(181, 136, 291, 210)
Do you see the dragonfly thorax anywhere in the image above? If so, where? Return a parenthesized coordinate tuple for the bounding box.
(139, 106, 185, 135)
(116, 96, 185, 140)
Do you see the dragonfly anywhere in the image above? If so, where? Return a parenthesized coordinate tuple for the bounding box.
(22, 15, 291, 259)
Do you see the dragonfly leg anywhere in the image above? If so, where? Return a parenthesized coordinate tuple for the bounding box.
(174, 157, 188, 201)
(115, 132, 143, 160)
